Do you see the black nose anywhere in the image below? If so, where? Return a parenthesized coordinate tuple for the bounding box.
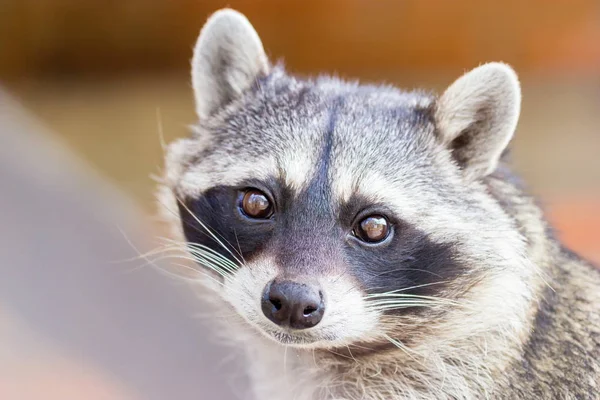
(261, 280, 324, 329)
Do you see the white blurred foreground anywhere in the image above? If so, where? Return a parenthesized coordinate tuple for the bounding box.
(0, 90, 247, 400)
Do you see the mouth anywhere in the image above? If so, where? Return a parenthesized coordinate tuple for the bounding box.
(258, 325, 337, 348)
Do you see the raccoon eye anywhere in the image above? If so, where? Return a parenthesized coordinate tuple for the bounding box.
(240, 189, 273, 219)
(355, 215, 390, 243)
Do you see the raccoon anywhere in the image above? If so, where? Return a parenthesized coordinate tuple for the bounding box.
(158, 9, 600, 400)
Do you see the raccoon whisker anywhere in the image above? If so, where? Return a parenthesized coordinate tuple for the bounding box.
(366, 303, 447, 311)
(366, 268, 445, 280)
(115, 228, 192, 264)
(366, 304, 456, 312)
(232, 228, 247, 265)
(180, 227, 246, 271)
(365, 281, 450, 295)
(125, 251, 196, 274)
(366, 296, 457, 308)
(117, 227, 206, 278)
(190, 223, 246, 266)
(189, 209, 246, 265)
(527, 261, 555, 293)
(188, 256, 236, 278)
(141, 254, 232, 280)
(167, 262, 253, 300)
(367, 306, 444, 313)
(334, 273, 363, 298)
(137, 242, 209, 260)
(138, 251, 197, 265)
(176, 197, 245, 265)
(158, 196, 245, 264)
(144, 245, 236, 279)
(366, 297, 448, 304)
(118, 245, 223, 278)
(365, 293, 461, 305)
(160, 237, 240, 264)
(186, 246, 240, 273)
(334, 271, 373, 300)
(169, 262, 228, 287)
(365, 292, 453, 299)
(373, 300, 481, 314)
(190, 255, 235, 278)
(134, 256, 225, 288)
(136, 244, 235, 277)
(366, 300, 454, 308)
(381, 334, 424, 366)
(160, 237, 242, 272)
(111, 243, 183, 264)
(366, 297, 459, 308)
(155, 107, 167, 152)
(331, 270, 350, 285)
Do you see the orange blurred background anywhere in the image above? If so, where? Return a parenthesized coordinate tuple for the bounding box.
(1, 0, 599, 259)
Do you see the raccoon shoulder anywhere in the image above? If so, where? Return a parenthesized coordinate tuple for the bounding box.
(499, 250, 600, 398)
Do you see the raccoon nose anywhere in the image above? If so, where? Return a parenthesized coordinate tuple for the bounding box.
(261, 280, 324, 329)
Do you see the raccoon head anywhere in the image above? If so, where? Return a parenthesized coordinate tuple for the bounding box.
(161, 9, 532, 351)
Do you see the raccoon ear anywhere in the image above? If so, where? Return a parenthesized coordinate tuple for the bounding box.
(434, 63, 521, 179)
(191, 9, 270, 120)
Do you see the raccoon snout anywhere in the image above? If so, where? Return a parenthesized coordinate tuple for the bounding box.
(261, 280, 324, 330)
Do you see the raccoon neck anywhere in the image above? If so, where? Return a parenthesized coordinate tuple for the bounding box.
(242, 325, 523, 400)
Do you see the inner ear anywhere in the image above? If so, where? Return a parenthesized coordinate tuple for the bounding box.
(449, 104, 494, 165)
(435, 63, 521, 179)
(449, 130, 472, 166)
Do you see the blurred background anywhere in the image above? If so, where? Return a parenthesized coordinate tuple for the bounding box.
(0, 1, 599, 398)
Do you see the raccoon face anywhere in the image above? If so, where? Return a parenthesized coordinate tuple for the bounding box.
(162, 9, 531, 350)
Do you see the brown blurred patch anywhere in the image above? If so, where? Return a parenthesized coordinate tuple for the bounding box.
(548, 197, 600, 265)
(1, 0, 599, 80)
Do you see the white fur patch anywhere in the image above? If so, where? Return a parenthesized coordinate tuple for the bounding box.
(278, 147, 318, 192)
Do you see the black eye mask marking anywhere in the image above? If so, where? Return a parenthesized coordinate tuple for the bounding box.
(340, 193, 470, 314)
(178, 185, 275, 267)
(180, 184, 469, 316)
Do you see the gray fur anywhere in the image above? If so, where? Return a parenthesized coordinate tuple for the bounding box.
(158, 9, 600, 400)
